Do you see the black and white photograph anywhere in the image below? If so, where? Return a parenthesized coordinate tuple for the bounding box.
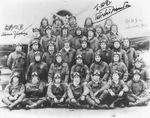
(0, 0, 150, 118)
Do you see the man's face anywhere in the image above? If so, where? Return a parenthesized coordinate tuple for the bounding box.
(92, 75, 100, 83)
(16, 45, 22, 52)
(114, 42, 120, 49)
(105, 20, 112, 29)
(96, 27, 102, 34)
(64, 42, 70, 48)
(32, 44, 39, 51)
(76, 29, 81, 35)
(42, 20, 48, 26)
(73, 76, 80, 86)
(35, 55, 41, 62)
(64, 17, 69, 25)
(69, 17, 76, 25)
(111, 25, 117, 33)
(32, 76, 39, 84)
(62, 29, 68, 35)
(46, 29, 52, 35)
(113, 55, 119, 62)
(86, 19, 92, 26)
(95, 55, 101, 62)
(55, 78, 61, 84)
(76, 58, 82, 64)
(100, 42, 106, 49)
(48, 45, 54, 52)
(133, 74, 140, 82)
(56, 56, 62, 63)
(12, 77, 19, 85)
(56, 20, 61, 27)
(123, 40, 130, 48)
(112, 73, 119, 84)
(135, 61, 142, 69)
(81, 41, 87, 48)
(88, 31, 94, 37)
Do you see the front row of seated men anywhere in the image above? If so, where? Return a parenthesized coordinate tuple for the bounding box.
(2, 67, 150, 110)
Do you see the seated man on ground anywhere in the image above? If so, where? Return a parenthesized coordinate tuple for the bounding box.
(2, 72, 25, 110)
(22, 72, 46, 109)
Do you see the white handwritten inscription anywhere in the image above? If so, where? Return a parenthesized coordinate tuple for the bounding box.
(1, 24, 29, 38)
(125, 18, 148, 29)
(93, 0, 131, 23)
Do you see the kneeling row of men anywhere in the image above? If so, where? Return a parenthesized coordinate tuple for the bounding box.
(2, 68, 150, 110)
